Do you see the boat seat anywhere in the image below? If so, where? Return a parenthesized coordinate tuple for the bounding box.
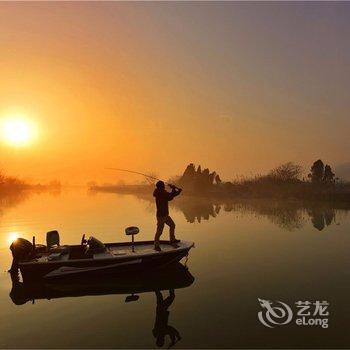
(125, 226, 139, 252)
(46, 230, 69, 253)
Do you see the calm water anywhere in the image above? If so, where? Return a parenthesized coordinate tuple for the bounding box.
(0, 189, 349, 348)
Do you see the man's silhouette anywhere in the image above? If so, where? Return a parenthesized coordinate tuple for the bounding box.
(153, 181, 182, 251)
(152, 289, 181, 347)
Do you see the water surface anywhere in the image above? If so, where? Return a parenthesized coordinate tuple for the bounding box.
(0, 189, 349, 348)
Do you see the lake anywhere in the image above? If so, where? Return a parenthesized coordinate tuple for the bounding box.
(0, 189, 349, 348)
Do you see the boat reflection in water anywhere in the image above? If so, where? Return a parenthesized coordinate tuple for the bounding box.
(10, 262, 194, 348)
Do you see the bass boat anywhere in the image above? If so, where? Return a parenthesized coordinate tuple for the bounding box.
(10, 227, 194, 281)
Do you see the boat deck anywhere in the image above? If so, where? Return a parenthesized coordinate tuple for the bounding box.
(34, 240, 193, 264)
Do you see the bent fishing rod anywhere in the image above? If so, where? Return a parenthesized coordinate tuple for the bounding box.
(105, 167, 182, 189)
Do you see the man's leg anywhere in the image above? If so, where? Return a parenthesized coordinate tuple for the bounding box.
(165, 216, 176, 242)
(154, 216, 165, 250)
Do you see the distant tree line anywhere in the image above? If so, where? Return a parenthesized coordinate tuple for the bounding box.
(175, 159, 343, 199)
(0, 170, 61, 193)
(0, 171, 27, 191)
(93, 159, 347, 201)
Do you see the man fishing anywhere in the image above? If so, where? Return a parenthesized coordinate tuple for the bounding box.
(153, 181, 182, 251)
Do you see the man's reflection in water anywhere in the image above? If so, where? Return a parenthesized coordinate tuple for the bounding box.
(153, 289, 181, 348)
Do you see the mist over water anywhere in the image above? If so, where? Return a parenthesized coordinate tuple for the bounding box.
(0, 189, 349, 348)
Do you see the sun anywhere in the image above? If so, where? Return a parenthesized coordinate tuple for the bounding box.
(1, 116, 36, 146)
(7, 232, 19, 245)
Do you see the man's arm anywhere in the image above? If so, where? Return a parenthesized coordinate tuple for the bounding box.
(168, 185, 182, 200)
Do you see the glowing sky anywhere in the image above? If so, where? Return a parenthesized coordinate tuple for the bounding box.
(0, 2, 349, 183)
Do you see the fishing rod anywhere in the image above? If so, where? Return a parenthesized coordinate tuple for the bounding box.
(105, 167, 181, 189)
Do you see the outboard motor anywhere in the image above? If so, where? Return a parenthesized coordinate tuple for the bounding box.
(9, 238, 33, 272)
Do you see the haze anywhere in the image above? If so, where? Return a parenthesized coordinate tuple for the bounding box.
(1, 2, 349, 184)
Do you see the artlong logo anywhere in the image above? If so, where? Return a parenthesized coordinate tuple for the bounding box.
(258, 298, 293, 328)
(258, 298, 330, 329)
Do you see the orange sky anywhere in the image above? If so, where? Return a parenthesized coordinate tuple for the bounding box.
(1, 2, 349, 184)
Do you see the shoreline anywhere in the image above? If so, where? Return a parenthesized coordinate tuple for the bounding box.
(89, 183, 350, 204)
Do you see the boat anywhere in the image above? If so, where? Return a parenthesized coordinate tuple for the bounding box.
(10, 227, 195, 281)
(10, 262, 195, 305)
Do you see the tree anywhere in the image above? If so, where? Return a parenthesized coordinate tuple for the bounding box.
(182, 163, 196, 179)
(309, 159, 324, 183)
(179, 163, 219, 191)
(269, 162, 303, 182)
(323, 164, 335, 183)
(179, 163, 196, 188)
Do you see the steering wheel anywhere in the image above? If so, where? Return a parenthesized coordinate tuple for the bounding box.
(81, 234, 87, 246)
